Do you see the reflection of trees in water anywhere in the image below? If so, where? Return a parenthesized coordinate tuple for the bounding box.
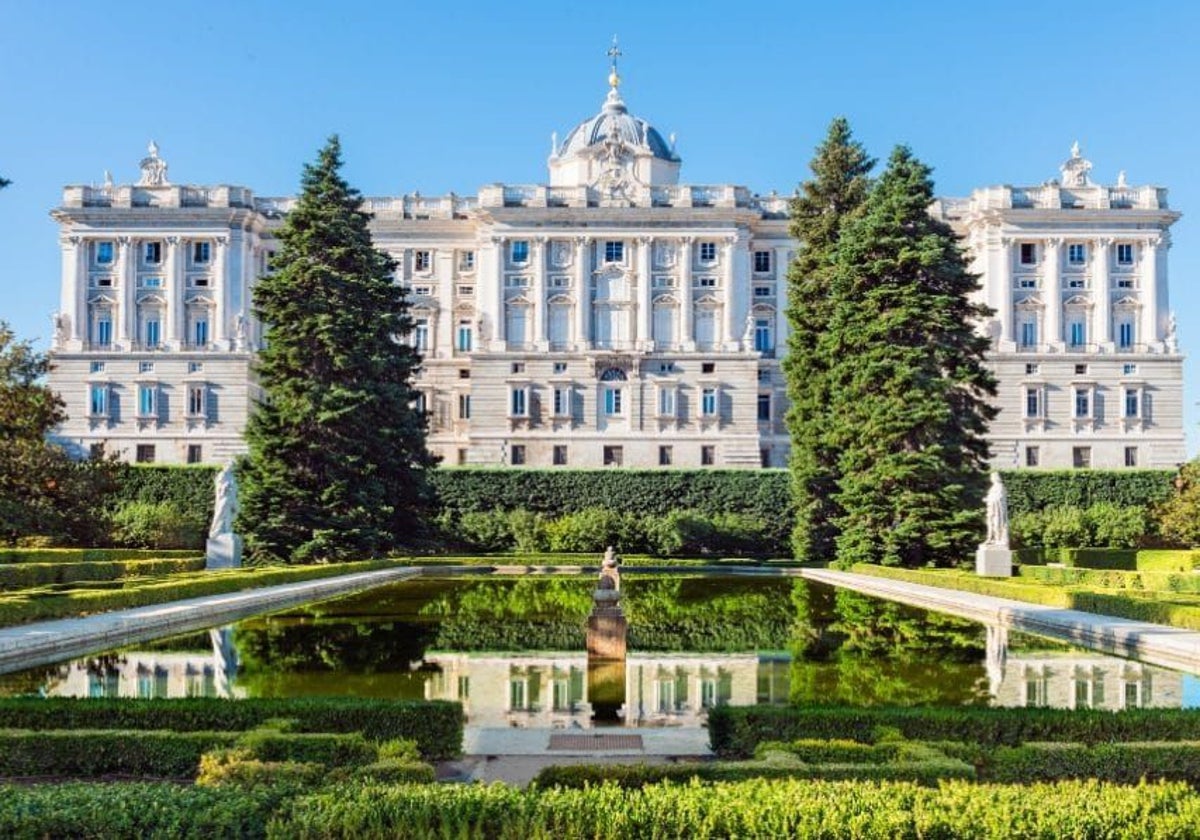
(0, 663, 69, 697)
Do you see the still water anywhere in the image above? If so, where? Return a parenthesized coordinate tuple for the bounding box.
(0, 575, 1192, 724)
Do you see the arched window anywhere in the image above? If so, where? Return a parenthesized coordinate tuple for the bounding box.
(599, 367, 627, 382)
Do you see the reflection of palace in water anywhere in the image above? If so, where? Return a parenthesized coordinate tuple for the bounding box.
(426, 652, 787, 728)
(31, 628, 244, 700)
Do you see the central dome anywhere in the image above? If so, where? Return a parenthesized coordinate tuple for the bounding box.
(557, 89, 678, 162)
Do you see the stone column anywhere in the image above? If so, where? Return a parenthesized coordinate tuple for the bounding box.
(494, 237, 507, 347)
(722, 236, 737, 349)
(680, 237, 694, 351)
(116, 237, 134, 343)
(532, 237, 547, 350)
(773, 245, 791, 349)
(1141, 235, 1160, 348)
(574, 236, 589, 350)
(637, 236, 653, 349)
(213, 237, 229, 348)
(60, 236, 84, 346)
(435, 248, 455, 359)
(165, 237, 181, 347)
(1043, 238, 1062, 349)
(1093, 238, 1111, 348)
(998, 237, 1014, 345)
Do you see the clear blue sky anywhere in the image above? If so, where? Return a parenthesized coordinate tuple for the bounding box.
(2, 0, 1198, 454)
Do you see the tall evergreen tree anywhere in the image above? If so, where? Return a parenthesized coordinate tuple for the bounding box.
(240, 136, 436, 563)
(824, 146, 997, 568)
(782, 118, 874, 561)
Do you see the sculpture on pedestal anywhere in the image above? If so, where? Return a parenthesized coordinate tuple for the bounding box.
(206, 461, 243, 568)
(587, 545, 627, 723)
(976, 472, 1013, 577)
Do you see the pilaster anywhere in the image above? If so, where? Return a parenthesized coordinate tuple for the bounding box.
(1142, 235, 1160, 349)
(1043, 238, 1062, 349)
(165, 237, 181, 347)
(574, 236, 589, 350)
(116, 237, 134, 343)
(722, 236, 737, 349)
(532, 237, 548, 350)
(998, 237, 1014, 348)
(61, 236, 84, 347)
(1093, 237, 1112, 348)
(213, 236, 229, 348)
(680, 237, 694, 351)
(636, 235, 653, 350)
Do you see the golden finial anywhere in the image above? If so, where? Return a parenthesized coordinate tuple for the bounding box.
(607, 35, 622, 89)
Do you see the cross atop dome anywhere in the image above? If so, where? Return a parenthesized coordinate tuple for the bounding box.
(607, 35, 622, 90)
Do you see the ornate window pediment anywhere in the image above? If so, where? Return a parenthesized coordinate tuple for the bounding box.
(1113, 295, 1141, 310)
(136, 292, 167, 306)
(87, 292, 118, 305)
(547, 293, 573, 306)
(1015, 295, 1044, 310)
(694, 293, 722, 307)
(506, 294, 533, 307)
(652, 292, 680, 306)
(1063, 294, 1092, 309)
(751, 302, 777, 316)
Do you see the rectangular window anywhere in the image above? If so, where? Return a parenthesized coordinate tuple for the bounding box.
(456, 322, 473, 352)
(697, 276, 717, 287)
(141, 276, 163, 288)
(412, 285, 432, 297)
(699, 241, 717, 262)
(457, 448, 468, 466)
(510, 388, 527, 417)
(413, 319, 429, 351)
(1069, 321, 1086, 347)
(1123, 363, 1138, 375)
(701, 387, 717, 417)
(1073, 446, 1092, 469)
(701, 445, 716, 466)
(138, 385, 157, 417)
(457, 284, 474, 296)
(754, 319, 772, 353)
(1025, 388, 1041, 418)
(754, 285, 773, 297)
(511, 240, 529, 264)
(188, 362, 203, 373)
(1124, 388, 1140, 418)
(415, 250, 431, 272)
(459, 251, 475, 271)
(143, 242, 162, 264)
(135, 444, 156, 464)
(1025, 363, 1039, 375)
(757, 393, 771, 421)
(603, 446, 623, 467)
(553, 445, 568, 466)
(139, 361, 155, 373)
(553, 387, 570, 417)
(1074, 364, 1088, 375)
(553, 362, 568, 374)
(1019, 243, 1037, 265)
(187, 385, 205, 416)
(89, 384, 108, 416)
(604, 387, 623, 416)
(511, 362, 525, 374)
(452, 393, 468, 420)
(1020, 321, 1037, 348)
(604, 241, 624, 262)
(753, 250, 771, 273)
(701, 362, 715, 374)
(186, 444, 203, 464)
(1074, 388, 1090, 418)
(96, 241, 115, 264)
(192, 241, 211, 264)
(193, 318, 208, 346)
(658, 387, 676, 417)
(1125, 446, 1139, 467)
(1067, 243, 1086, 265)
(510, 444, 526, 466)
(1116, 243, 1134, 265)
(1025, 446, 1040, 467)
(90, 361, 105, 373)
(458, 368, 470, 379)
(1118, 321, 1134, 349)
(659, 445, 673, 466)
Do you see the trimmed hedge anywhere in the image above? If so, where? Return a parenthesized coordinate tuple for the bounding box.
(236, 731, 377, 767)
(0, 729, 237, 778)
(0, 698, 462, 760)
(1020, 565, 1200, 593)
(985, 741, 1200, 785)
(112, 465, 219, 518)
(0, 548, 198, 565)
(270, 779, 1200, 839)
(0, 556, 205, 590)
(0, 559, 401, 626)
(706, 705, 1200, 758)
(998, 469, 1174, 517)
(852, 564, 1200, 631)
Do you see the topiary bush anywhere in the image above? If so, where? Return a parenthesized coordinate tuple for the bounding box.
(108, 501, 207, 550)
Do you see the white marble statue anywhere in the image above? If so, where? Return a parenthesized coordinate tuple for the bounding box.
(984, 472, 1009, 548)
(209, 461, 239, 539)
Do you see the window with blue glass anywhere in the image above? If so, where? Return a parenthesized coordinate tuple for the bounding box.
(1118, 321, 1134, 349)
(510, 387, 527, 417)
(511, 240, 529, 264)
(96, 241, 114, 264)
(1067, 243, 1086, 265)
(604, 387, 623, 415)
(753, 319, 772, 352)
(1025, 388, 1041, 418)
(194, 318, 209, 346)
(96, 316, 112, 346)
(144, 318, 161, 347)
(1074, 388, 1090, 418)
(1125, 388, 1140, 418)
(604, 241, 624, 262)
(456, 321, 473, 352)
(1069, 321, 1086, 347)
(1020, 320, 1037, 348)
(138, 385, 157, 417)
(89, 385, 107, 416)
(701, 387, 717, 416)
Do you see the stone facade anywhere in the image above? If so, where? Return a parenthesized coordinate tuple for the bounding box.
(47, 74, 1185, 470)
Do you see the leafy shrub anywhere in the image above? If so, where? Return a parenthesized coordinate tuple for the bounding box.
(353, 759, 435, 784)
(0, 698, 463, 761)
(999, 468, 1174, 517)
(1039, 506, 1089, 548)
(377, 738, 421, 761)
(0, 556, 204, 590)
(109, 501, 207, 550)
(195, 748, 326, 791)
(455, 510, 515, 552)
(272, 778, 1200, 838)
(1085, 502, 1149, 549)
(0, 547, 197, 565)
(543, 507, 632, 553)
(508, 509, 546, 554)
(984, 742, 1200, 785)
(236, 731, 377, 767)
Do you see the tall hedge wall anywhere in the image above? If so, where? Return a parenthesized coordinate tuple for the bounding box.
(101, 466, 1175, 526)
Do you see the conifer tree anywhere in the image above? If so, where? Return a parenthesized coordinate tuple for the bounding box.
(240, 136, 436, 563)
(824, 146, 997, 568)
(782, 118, 874, 561)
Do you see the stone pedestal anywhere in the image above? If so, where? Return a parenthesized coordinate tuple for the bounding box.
(206, 534, 243, 569)
(976, 545, 1013, 577)
(587, 591, 627, 659)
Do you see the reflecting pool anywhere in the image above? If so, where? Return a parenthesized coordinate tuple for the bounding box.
(1, 575, 1193, 723)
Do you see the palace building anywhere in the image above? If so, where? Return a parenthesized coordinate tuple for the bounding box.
(46, 56, 1185, 470)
